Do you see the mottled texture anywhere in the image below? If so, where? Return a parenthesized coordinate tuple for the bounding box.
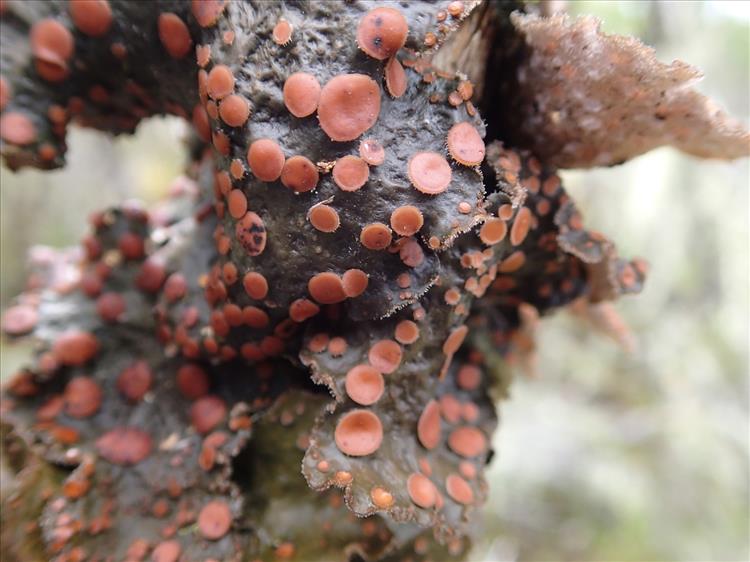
(507, 13, 750, 168)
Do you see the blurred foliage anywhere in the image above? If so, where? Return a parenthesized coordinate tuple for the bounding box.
(473, 2, 750, 561)
(0, 118, 189, 310)
(1, 2, 748, 561)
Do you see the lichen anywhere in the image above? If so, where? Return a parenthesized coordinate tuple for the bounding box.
(0, 1, 746, 560)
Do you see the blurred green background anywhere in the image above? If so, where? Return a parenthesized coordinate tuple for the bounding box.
(1, 2, 747, 561)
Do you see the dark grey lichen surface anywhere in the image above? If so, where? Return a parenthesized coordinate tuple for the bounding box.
(0, 0, 200, 169)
